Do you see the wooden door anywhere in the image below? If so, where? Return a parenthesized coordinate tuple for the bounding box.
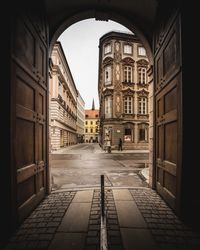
(11, 10, 48, 223)
(154, 12, 182, 213)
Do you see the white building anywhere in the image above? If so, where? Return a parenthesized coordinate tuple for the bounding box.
(49, 41, 78, 150)
(77, 92, 85, 143)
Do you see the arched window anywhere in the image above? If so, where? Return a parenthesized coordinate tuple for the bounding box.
(138, 67, 147, 84)
(138, 97, 147, 114)
(124, 96, 133, 114)
(124, 66, 132, 82)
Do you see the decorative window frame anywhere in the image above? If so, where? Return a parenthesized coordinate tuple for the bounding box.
(104, 95, 113, 119)
(123, 95, 134, 114)
(136, 59, 149, 85)
(137, 89, 148, 115)
(124, 65, 133, 83)
(121, 57, 135, 84)
(103, 57, 113, 86)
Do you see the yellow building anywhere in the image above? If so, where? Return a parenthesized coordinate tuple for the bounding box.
(84, 100, 99, 143)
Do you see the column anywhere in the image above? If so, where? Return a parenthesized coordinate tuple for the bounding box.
(134, 123, 138, 144)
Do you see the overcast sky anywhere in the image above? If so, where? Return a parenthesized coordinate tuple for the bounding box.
(58, 19, 132, 109)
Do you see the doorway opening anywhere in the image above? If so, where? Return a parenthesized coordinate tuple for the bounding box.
(49, 18, 154, 191)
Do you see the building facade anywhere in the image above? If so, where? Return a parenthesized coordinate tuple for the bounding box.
(98, 31, 150, 150)
(84, 100, 99, 143)
(49, 42, 78, 150)
(77, 92, 85, 143)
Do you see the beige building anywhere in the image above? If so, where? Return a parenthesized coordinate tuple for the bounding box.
(49, 41, 78, 150)
(77, 92, 85, 143)
(98, 31, 150, 150)
(84, 100, 99, 143)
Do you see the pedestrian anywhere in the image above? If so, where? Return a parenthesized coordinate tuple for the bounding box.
(118, 138, 123, 151)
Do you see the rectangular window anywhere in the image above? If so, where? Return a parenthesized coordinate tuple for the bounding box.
(124, 44, 132, 54)
(58, 82, 62, 96)
(124, 96, 133, 114)
(104, 44, 111, 54)
(91, 121, 93, 125)
(138, 47, 146, 56)
(105, 66, 112, 85)
(139, 129, 145, 140)
(138, 97, 147, 114)
(124, 66, 132, 82)
(85, 121, 88, 125)
(124, 128, 132, 142)
(138, 67, 147, 84)
(91, 128, 93, 133)
(105, 96, 112, 118)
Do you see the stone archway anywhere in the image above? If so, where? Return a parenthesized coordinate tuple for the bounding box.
(3, 1, 194, 247)
(49, 10, 153, 65)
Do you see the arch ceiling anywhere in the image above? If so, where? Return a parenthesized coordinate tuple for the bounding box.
(45, 0, 158, 43)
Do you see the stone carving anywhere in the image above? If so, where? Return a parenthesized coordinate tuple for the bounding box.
(116, 95, 120, 112)
(103, 57, 113, 66)
(114, 41, 121, 62)
(122, 88, 135, 96)
(115, 63, 120, 81)
(115, 41, 120, 51)
(137, 89, 149, 97)
(136, 59, 148, 67)
(121, 57, 135, 66)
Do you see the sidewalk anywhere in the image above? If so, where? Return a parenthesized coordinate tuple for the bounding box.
(51, 144, 149, 155)
(4, 188, 200, 250)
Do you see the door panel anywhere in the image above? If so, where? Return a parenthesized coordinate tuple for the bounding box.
(154, 13, 182, 213)
(12, 11, 48, 223)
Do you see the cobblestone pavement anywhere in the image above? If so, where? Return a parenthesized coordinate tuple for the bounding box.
(4, 192, 76, 250)
(85, 189, 123, 250)
(130, 189, 200, 250)
(4, 188, 200, 250)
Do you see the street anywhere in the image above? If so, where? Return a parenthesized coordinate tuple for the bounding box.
(50, 143, 149, 191)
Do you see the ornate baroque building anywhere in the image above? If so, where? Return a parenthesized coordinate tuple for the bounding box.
(84, 100, 99, 143)
(49, 42, 78, 150)
(98, 31, 150, 150)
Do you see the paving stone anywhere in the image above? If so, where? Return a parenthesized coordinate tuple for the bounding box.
(113, 189, 133, 201)
(121, 228, 159, 250)
(58, 202, 91, 232)
(86, 237, 99, 244)
(130, 188, 200, 250)
(88, 231, 98, 237)
(115, 201, 147, 228)
(73, 190, 94, 203)
(48, 232, 86, 250)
